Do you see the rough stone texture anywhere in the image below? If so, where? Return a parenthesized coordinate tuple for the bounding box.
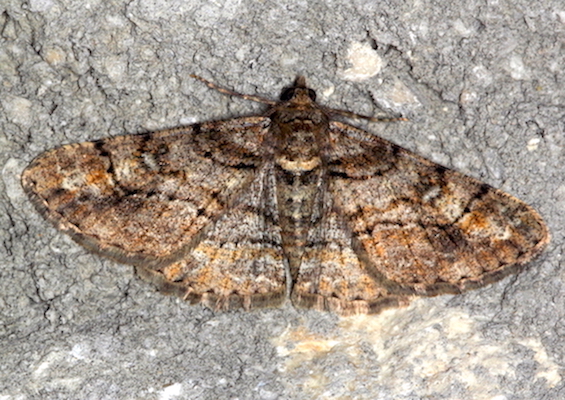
(1, 0, 564, 399)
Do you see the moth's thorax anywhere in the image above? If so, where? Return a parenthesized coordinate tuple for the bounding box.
(273, 122, 325, 172)
(271, 100, 328, 173)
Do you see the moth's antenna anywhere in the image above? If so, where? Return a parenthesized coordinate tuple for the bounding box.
(329, 108, 408, 122)
(191, 74, 408, 122)
(190, 74, 277, 105)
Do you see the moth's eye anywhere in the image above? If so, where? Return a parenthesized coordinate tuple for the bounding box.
(280, 88, 296, 101)
(307, 88, 317, 101)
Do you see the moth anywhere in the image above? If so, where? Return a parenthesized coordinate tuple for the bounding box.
(21, 76, 550, 315)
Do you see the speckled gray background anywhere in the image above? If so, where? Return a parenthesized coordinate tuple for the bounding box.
(1, 0, 564, 399)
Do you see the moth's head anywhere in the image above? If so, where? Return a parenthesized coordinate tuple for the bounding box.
(279, 76, 317, 104)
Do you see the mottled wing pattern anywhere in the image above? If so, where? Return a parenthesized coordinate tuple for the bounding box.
(292, 197, 408, 315)
(137, 164, 287, 310)
(312, 121, 549, 302)
(22, 117, 287, 309)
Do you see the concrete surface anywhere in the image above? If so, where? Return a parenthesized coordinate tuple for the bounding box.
(1, 0, 564, 399)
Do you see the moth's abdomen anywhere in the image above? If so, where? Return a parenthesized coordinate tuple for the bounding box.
(275, 164, 324, 280)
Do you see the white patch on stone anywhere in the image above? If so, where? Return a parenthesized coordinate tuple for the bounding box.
(29, 0, 55, 12)
(158, 382, 183, 400)
(2, 96, 33, 127)
(104, 56, 128, 82)
(527, 137, 541, 151)
(452, 19, 473, 37)
(340, 42, 383, 82)
(506, 54, 531, 80)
